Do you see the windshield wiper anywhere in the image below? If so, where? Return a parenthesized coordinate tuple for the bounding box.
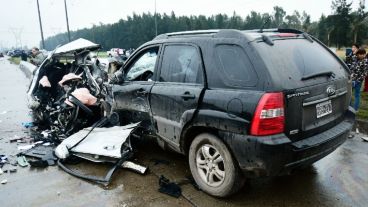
(301, 71, 335, 81)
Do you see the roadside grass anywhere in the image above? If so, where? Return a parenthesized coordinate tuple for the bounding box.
(96, 51, 108, 58)
(357, 92, 368, 120)
(8, 57, 21, 65)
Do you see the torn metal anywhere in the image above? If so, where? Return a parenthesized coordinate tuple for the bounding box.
(55, 123, 147, 185)
(55, 123, 139, 159)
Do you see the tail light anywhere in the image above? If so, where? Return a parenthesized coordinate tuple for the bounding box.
(250, 92, 285, 136)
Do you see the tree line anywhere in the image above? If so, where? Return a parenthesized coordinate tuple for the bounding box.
(43, 0, 368, 50)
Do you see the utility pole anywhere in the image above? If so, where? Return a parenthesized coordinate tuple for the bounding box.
(155, 0, 157, 36)
(64, 0, 71, 42)
(36, 0, 45, 49)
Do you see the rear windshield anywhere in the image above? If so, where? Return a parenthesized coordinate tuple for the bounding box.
(252, 38, 346, 86)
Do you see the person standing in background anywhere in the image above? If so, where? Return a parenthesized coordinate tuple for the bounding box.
(350, 48, 368, 111)
(346, 44, 359, 69)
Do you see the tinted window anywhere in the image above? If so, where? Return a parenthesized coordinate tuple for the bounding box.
(125, 47, 158, 81)
(253, 39, 346, 82)
(159, 45, 203, 84)
(215, 44, 258, 87)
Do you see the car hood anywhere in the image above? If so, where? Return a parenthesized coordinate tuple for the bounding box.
(49, 38, 101, 58)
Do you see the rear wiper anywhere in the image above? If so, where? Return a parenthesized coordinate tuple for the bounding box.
(301, 71, 335, 81)
(302, 33, 313, 43)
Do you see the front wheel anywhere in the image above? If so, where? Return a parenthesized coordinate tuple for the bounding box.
(188, 133, 244, 197)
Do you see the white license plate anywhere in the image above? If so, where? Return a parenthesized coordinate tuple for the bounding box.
(316, 100, 332, 118)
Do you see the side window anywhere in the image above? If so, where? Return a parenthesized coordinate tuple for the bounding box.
(215, 44, 257, 87)
(159, 45, 203, 84)
(125, 47, 158, 81)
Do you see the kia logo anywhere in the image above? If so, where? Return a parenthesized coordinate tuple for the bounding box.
(326, 86, 336, 96)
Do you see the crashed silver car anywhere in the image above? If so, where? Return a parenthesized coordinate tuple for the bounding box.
(27, 38, 109, 138)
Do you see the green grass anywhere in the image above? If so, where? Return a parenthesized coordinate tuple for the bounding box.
(8, 57, 21, 65)
(357, 92, 368, 120)
(96, 51, 108, 58)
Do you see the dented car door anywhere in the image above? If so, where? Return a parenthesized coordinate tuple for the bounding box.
(112, 45, 161, 126)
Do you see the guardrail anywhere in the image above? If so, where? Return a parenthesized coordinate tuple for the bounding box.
(19, 61, 37, 78)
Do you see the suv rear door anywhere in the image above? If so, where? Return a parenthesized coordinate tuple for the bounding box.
(150, 44, 205, 144)
(252, 36, 351, 141)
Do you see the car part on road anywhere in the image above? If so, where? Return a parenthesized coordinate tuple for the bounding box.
(17, 156, 29, 167)
(158, 175, 182, 198)
(56, 122, 147, 185)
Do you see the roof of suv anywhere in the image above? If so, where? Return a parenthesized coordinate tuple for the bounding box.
(153, 28, 308, 43)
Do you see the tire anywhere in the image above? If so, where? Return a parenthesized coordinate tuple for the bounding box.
(189, 133, 244, 197)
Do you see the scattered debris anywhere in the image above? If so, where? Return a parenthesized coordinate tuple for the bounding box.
(121, 161, 147, 175)
(0, 168, 3, 175)
(19, 145, 57, 167)
(2, 166, 17, 173)
(1, 179, 7, 184)
(361, 136, 368, 142)
(55, 123, 139, 159)
(158, 175, 182, 198)
(29, 160, 50, 168)
(17, 156, 29, 167)
(56, 123, 147, 185)
(10, 135, 23, 143)
(21, 122, 34, 128)
(18, 144, 35, 151)
(0, 155, 7, 165)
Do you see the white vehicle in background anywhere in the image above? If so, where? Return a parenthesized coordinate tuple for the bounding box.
(107, 48, 124, 57)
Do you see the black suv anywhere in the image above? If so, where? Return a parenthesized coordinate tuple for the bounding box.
(109, 29, 355, 197)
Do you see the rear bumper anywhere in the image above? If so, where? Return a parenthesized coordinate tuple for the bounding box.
(222, 108, 355, 178)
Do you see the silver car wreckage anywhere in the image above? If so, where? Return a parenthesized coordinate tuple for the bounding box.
(26, 39, 146, 185)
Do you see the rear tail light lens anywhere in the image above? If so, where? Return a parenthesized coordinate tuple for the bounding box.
(250, 92, 285, 136)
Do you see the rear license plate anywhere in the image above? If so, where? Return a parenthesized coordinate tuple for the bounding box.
(316, 100, 332, 118)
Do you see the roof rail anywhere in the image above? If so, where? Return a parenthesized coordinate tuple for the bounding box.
(243, 28, 304, 34)
(154, 30, 220, 40)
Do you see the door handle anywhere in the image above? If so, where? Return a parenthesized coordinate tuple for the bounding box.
(181, 92, 195, 100)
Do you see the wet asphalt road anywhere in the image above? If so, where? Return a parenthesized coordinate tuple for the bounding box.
(0, 58, 368, 207)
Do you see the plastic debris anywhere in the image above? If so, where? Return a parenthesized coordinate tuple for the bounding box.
(1, 179, 7, 184)
(158, 175, 182, 198)
(29, 160, 49, 168)
(18, 145, 35, 151)
(17, 156, 29, 167)
(10, 135, 24, 143)
(3, 166, 17, 173)
(0, 155, 7, 164)
(361, 136, 368, 142)
(21, 122, 34, 128)
(0, 168, 3, 175)
(121, 161, 147, 175)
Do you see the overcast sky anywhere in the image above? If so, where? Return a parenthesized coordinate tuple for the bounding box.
(0, 0, 364, 49)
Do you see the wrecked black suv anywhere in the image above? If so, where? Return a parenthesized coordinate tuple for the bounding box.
(109, 29, 355, 197)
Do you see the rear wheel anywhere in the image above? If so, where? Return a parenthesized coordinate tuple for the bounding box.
(188, 133, 244, 197)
